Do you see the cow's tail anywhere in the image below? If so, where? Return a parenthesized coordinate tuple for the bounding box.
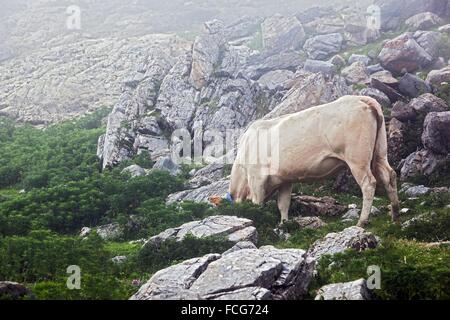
(359, 96, 388, 169)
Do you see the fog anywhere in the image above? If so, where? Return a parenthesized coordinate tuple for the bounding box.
(0, 0, 372, 54)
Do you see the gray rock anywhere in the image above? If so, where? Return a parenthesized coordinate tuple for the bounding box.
(367, 64, 385, 74)
(188, 162, 226, 189)
(130, 254, 220, 300)
(131, 247, 314, 300)
(342, 208, 361, 221)
(167, 179, 230, 204)
(112, 256, 127, 264)
(303, 33, 344, 60)
(439, 24, 450, 34)
(426, 66, 450, 87)
(387, 118, 408, 166)
(121, 164, 146, 178)
(152, 157, 180, 176)
(0, 281, 29, 299)
(404, 185, 431, 197)
(79, 227, 92, 238)
(190, 21, 226, 90)
(303, 59, 336, 77)
(257, 70, 294, 91)
(264, 71, 350, 119)
(245, 50, 304, 80)
(422, 112, 450, 155)
(261, 14, 306, 52)
(307, 227, 379, 261)
(223, 241, 258, 255)
(374, 0, 446, 31)
(328, 55, 346, 69)
(402, 212, 436, 229)
(293, 216, 327, 230)
(96, 223, 123, 241)
(292, 195, 347, 217)
(370, 70, 399, 86)
(348, 54, 371, 66)
(378, 33, 433, 75)
(341, 62, 370, 85)
(413, 31, 441, 59)
(398, 73, 431, 98)
(146, 215, 258, 247)
(360, 88, 391, 108)
(315, 279, 371, 300)
(409, 94, 449, 115)
(400, 149, 448, 180)
(370, 78, 405, 103)
(405, 12, 443, 30)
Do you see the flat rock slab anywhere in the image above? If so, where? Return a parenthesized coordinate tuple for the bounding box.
(146, 215, 258, 247)
(131, 247, 314, 300)
(307, 227, 379, 261)
(167, 180, 230, 204)
(315, 279, 371, 300)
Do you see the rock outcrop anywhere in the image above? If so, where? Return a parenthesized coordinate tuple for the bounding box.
(131, 246, 314, 300)
(167, 180, 230, 204)
(307, 227, 380, 261)
(145, 215, 258, 247)
(315, 279, 371, 300)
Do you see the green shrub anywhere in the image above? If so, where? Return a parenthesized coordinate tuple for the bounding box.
(314, 240, 450, 300)
(137, 235, 234, 273)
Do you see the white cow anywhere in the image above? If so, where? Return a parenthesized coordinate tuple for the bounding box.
(229, 95, 399, 227)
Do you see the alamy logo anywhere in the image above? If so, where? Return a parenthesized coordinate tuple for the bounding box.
(367, 5, 381, 31)
(66, 265, 81, 290)
(367, 265, 381, 290)
(66, 5, 82, 30)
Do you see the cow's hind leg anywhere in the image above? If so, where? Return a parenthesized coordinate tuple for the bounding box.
(347, 162, 377, 227)
(277, 183, 293, 223)
(373, 160, 400, 223)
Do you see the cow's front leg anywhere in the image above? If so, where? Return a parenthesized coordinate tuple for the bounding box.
(277, 183, 293, 223)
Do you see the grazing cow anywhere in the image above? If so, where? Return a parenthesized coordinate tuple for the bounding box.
(228, 95, 400, 227)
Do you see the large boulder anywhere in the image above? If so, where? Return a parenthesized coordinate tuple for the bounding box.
(398, 73, 431, 98)
(263, 71, 350, 119)
(303, 59, 336, 77)
(167, 179, 230, 204)
(378, 33, 433, 75)
(121, 164, 146, 178)
(422, 112, 450, 155)
(341, 62, 370, 85)
(187, 162, 226, 189)
(245, 50, 304, 80)
(0, 281, 29, 299)
(190, 20, 226, 90)
(152, 156, 181, 176)
(145, 216, 258, 248)
(360, 88, 391, 108)
(387, 118, 408, 166)
(405, 12, 443, 30)
(131, 247, 314, 300)
(257, 70, 295, 91)
(409, 93, 449, 115)
(413, 31, 441, 59)
(292, 195, 347, 217)
(303, 33, 344, 60)
(261, 14, 306, 52)
(348, 54, 371, 66)
(375, 0, 448, 31)
(391, 101, 417, 121)
(307, 227, 379, 261)
(400, 149, 448, 180)
(96, 223, 123, 240)
(315, 279, 371, 300)
(426, 66, 450, 87)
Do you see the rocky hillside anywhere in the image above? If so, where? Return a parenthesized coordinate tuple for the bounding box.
(0, 0, 450, 301)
